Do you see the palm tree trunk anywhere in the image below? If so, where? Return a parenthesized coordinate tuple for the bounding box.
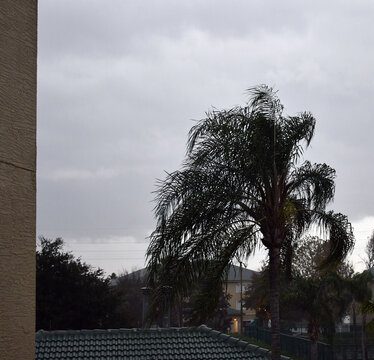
(269, 246, 281, 360)
(310, 341, 318, 360)
(362, 311, 368, 360)
(284, 240, 293, 283)
(308, 320, 319, 360)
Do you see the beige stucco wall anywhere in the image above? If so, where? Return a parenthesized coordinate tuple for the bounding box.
(0, 1, 37, 359)
(225, 281, 256, 332)
(226, 282, 256, 318)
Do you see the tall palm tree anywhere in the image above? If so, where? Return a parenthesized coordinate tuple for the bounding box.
(146, 85, 354, 360)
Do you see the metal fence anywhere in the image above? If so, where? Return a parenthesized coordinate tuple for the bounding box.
(244, 326, 332, 360)
(244, 325, 374, 360)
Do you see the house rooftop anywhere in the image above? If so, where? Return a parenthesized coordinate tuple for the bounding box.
(119, 265, 258, 284)
(36, 325, 288, 360)
(226, 265, 258, 282)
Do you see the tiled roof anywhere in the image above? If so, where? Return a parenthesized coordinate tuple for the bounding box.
(36, 325, 286, 360)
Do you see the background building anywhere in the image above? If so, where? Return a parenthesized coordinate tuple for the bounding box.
(224, 265, 257, 333)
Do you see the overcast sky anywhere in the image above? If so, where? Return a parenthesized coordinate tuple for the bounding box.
(37, 0, 374, 275)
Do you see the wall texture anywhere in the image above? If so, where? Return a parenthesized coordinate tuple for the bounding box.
(0, 1, 37, 359)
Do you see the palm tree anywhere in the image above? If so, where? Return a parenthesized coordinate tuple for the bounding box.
(146, 85, 354, 360)
(347, 271, 372, 360)
(283, 273, 349, 360)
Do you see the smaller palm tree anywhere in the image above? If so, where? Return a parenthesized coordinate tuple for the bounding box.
(283, 273, 349, 360)
(347, 271, 373, 360)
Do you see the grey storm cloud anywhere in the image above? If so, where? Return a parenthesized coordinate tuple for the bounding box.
(37, 0, 374, 274)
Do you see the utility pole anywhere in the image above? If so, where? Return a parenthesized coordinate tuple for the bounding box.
(141, 287, 151, 328)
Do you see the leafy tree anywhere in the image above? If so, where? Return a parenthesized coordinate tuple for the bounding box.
(292, 235, 354, 279)
(146, 85, 354, 360)
(36, 237, 119, 330)
(363, 230, 374, 269)
(110, 270, 146, 328)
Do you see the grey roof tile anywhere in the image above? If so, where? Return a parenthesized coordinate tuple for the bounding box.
(36, 326, 274, 360)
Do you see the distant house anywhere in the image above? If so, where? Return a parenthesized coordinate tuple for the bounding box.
(36, 325, 284, 360)
(224, 265, 258, 333)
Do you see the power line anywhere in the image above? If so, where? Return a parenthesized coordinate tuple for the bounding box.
(84, 258, 146, 261)
(37, 225, 150, 230)
(59, 241, 149, 245)
(66, 249, 147, 253)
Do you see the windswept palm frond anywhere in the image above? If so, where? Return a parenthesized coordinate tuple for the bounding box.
(311, 211, 354, 267)
(287, 162, 336, 210)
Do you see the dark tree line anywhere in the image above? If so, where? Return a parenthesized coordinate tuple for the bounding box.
(36, 237, 231, 332)
(36, 237, 141, 330)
